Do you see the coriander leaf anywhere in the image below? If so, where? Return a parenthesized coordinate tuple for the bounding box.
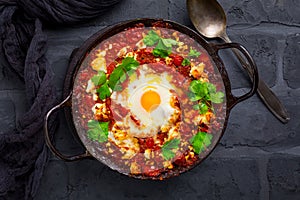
(181, 58, 191, 66)
(207, 82, 216, 93)
(143, 30, 160, 46)
(210, 91, 224, 103)
(188, 92, 201, 102)
(161, 139, 180, 160)
(188, 47, 201, 57)
(190, 132, 212, 154)
(153, 39, 171, 58)
(87, 120, 109, 143)
(152, 39, 172, 58)
(193, 103, 209, 114)
(108, 57, 139, 91)
(119, 73, 127, 83)
(199, 103, 209, 114)
(91, 71, 106, 86)
(156, 39, 168, 50)
(153, 48, 170, 58)
(193, 104, 200, 110)
(108, 66, 125, 90)
(189, 80, 201, 93)
(97, 83, 111, 100)
(189, 80, 208, 98)
(119, 57, 140, 71)
(161, 38, 177, 48)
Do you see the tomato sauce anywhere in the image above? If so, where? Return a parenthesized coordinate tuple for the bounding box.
(71, 21, 227, 179)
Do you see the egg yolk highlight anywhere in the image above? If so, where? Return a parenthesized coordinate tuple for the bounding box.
(141, 90, 161, 112)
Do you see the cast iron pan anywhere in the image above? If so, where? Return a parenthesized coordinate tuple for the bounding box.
(44, 18, 258, 179)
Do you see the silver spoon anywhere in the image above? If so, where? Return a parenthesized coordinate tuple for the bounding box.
(187, 0, 290, 123)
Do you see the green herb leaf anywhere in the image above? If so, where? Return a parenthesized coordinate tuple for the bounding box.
(189, 80, 208, 98)
(156, 39, 168, 50)
(188, 92, 201, 102)
(144, 31, 178, 58)
(193, 103, 209, 114)
(207, 82, 217, 94)
(181, 58, 191, 66)
(161, 139, 180, 160)
(143, 30, 160, 46)
(189, 80, 224, 114)
(210, 91, 224, 103)
(119, 57, 140, 71)
(188, 47, 201, 57)
(87, 120, 109, 143)
(91, 71, 106, 86)
(190, 132, 212, 154)
(153, 39, 170, 58)
(199, 103, 209, 114)
(161, 38, 177, 48)
(108, 57, 139, 90)
(153, 48, 170, 58)
(108, 67, 125, 90)
(97, 83, 111, 100)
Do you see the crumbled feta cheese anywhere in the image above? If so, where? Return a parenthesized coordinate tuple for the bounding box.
(117, 47, 128, 57)
(144, 149, 151, 159)
(86, 80, 95, 93)
(91, 55, 106, 72)
(136, 39, 146, 49)
(190, 62, 205, 79)
(130, 162, 141, 174)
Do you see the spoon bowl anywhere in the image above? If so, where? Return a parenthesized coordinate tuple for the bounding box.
(187, 0, 226, 39)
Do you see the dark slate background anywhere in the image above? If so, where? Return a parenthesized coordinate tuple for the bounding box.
(0, 0, 299, 199)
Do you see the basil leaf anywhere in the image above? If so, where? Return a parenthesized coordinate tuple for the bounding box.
(161, 139, 180, 160)
(190, 132, 212, 154)
(87, 120, 109, 143)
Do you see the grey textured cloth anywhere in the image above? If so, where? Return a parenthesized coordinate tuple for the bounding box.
(0, 0, 122, 199)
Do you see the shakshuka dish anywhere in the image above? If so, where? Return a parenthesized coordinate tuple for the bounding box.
(72, 22, 227, 179)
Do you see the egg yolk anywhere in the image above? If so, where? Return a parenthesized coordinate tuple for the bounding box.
(141, 90, 161, 112)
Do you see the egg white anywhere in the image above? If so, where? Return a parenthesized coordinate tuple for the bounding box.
(110, 64, 179, 138)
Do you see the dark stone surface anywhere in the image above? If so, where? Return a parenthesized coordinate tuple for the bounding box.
(219, 0, 300, 27)
(0, 0, 299, 199)
(268, 155, 300, 200)
(225, 0, 267, 26)
(230, 33, 279, 87)
(221, 91, 300, 149)
(283, 34, 300, 89)
(36, 156, 261, 200)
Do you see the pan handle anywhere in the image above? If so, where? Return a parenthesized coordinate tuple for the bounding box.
(44, 92, 92, 161)
(213, 42, 259, 110)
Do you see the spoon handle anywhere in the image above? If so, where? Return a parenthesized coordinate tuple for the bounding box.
(220, 34, 290, 123)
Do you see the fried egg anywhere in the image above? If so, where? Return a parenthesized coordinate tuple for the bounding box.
(111, 64, 180, 138)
